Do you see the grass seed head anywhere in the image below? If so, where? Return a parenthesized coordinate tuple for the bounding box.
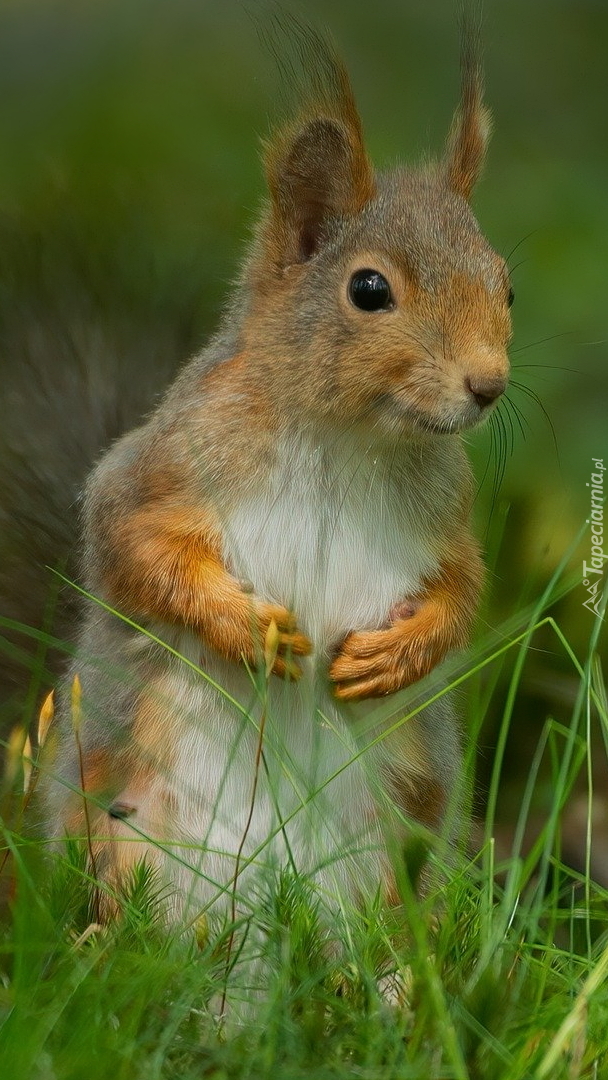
(4, 726, 27, 788)
(71, 675, 82, 736)
(264, 618, 280, 677)
(37, 690, 55, 749)
(22, 735, 33, 794)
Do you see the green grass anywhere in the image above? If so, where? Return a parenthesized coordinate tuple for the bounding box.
(0, 563, 607, 1080)
(0, 2, 605, 1075)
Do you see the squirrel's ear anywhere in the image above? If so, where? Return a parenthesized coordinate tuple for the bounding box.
(444, 28, 491, 200)
(263, 113, 375, 266)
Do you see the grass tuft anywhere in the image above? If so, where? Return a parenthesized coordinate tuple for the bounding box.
(0, 577, 607, 1079)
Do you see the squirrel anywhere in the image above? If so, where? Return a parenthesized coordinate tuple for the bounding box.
(37, 28, 512, 922)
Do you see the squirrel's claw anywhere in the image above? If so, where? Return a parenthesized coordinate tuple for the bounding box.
(270, 655, 304, 681)
(332, 674, 396, 701)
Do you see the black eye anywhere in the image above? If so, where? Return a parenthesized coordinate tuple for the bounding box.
(508, 287, 515, 308)
(348, 269, 393, 312)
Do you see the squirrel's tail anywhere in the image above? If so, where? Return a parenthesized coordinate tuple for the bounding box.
(0, 228, 196, 737)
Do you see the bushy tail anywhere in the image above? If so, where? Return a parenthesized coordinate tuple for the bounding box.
(0, 226, 198, 737)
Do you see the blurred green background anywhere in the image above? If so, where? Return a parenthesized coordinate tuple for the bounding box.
(0, 0, 605, 837)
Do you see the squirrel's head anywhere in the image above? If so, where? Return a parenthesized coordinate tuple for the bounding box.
(243, 28, 511, 439)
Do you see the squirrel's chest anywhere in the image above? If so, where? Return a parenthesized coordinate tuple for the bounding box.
(222, 447, 439, 650)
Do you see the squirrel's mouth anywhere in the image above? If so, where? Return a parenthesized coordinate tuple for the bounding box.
(375, 393, 492, 436)
(412, 405, 499, 436)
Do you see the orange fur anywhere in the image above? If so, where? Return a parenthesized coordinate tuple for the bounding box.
(103, 498, 311, 676)
(330, 541, 483, 700)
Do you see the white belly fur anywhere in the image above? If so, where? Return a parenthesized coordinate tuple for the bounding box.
(222, 438, 439, 652)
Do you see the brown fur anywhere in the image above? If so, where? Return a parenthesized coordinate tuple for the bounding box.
(43, 22, 511, 923)
(261, 41, 375, 272)
(445, 21, 491, 199)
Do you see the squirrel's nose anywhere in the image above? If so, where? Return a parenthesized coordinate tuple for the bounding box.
(465, 375, 506, 409)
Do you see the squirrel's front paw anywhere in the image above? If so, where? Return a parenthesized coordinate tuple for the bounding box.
(248, 599, 312, 679)
(206, 583, 312, 679)
(329, 603, 445, 701)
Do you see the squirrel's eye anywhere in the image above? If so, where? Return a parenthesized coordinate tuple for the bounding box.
(508, 287, 515, 308)
(348, 269, 392, 312)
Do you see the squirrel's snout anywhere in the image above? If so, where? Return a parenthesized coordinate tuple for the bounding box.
(464, 374, 507, 409)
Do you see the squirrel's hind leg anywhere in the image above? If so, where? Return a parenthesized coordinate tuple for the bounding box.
(56, 762, 173, 923)
(42, 680, 177, 920)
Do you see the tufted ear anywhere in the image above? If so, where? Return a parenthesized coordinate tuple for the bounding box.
(445, 24, 491, 200)
(264, 114, 374, 266)
(260, 40, 375, 271)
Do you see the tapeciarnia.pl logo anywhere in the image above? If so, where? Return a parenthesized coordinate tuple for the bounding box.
(582, 457, 606, 620)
